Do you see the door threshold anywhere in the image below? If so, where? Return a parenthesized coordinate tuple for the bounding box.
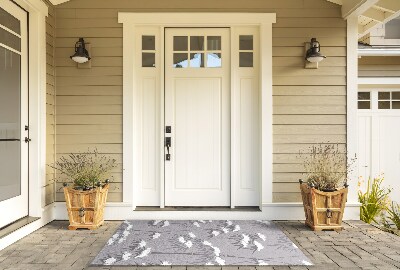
(0, 216, 40, 240)
(135, 206, 261, 212)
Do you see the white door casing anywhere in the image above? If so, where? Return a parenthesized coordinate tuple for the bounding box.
(0, 0, 29, 228)
(164, 28, 230, 206)
(119, 13, 275, 210)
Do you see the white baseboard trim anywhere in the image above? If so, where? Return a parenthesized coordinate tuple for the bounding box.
(54, 202, 361, 220)
(0, 203, 54, 251)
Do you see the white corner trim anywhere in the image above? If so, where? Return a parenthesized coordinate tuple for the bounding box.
(0, 204, 54, 251)
(53, 202, 360, 220)
(358, 77, 400, 85)
(347, 16, 359, 204)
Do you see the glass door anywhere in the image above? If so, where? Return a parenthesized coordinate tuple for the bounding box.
(0, 0, 28, 229)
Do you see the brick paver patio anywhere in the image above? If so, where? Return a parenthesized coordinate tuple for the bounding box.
(0, 220, 399, 269)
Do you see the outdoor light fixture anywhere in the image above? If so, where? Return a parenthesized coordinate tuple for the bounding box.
(70, 38, 91, 64)
(305, 38, 326, 63)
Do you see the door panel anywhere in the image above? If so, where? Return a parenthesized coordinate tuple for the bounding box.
(174, 78, 222, 190)
(164, 28, 230, 206)
(378, 117, 400, 201)
(0, 0, 28, 229)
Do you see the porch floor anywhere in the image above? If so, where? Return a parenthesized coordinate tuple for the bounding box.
(1, 220, 400, 270)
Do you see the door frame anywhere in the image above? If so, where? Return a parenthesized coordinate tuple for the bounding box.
(0, 0, 29, 228)
(11, 0, 49, 218)
(119, 13, 276, 210)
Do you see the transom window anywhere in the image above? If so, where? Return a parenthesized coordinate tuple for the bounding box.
(172, 35, 222, 68)
(358, 92, 371, 109)
(378, 91, 400, 109)
(358, 91, 400, 110)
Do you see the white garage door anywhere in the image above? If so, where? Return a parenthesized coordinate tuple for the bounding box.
(358, 89, 400, 203)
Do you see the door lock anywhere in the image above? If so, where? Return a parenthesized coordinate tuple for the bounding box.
(165, 137, 171, 161)
(24, 137, 31, 143)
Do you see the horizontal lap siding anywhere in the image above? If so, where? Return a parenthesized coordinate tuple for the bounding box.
(45, 1, 56, 207)
(359, 56, 400, 77)
(55, 0, 346, 203)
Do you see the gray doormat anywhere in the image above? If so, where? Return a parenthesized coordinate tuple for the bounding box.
(91, 220, 312, 266)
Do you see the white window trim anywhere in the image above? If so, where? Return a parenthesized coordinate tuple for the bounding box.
(118, 13, 276, 209)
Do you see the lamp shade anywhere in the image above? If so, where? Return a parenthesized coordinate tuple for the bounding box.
(70, 38, 91, 64)
(305, 38, 326, 63)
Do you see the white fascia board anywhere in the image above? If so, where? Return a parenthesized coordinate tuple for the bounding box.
(358, 48, 400, 56)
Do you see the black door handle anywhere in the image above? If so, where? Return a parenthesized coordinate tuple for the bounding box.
(0, 139, 20, 141)
(165, 137, 171, 161)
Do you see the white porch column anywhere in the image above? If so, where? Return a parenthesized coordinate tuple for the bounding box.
(347, 16, 360, 208)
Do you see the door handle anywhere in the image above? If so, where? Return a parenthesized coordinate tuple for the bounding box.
(165, 137, 171, 161)
(0, 139, 20, 142)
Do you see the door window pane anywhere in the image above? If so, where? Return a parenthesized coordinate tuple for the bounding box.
(239, 52, 253, 67)
(0, 27, 21, 51)
(378, 92, 390, 100)
(173, 36, 188, 51)
(0, 47, 21, 201)
(239, 35, 253, 50)
(378, 101, 390, 109)
(189, 53, 204, 68)
(142, 35, 155, 50)
(173, 53, 188, 68)
(207, 53, 221, 68)
(358, 101, 370, 109)
(0, 7, 20, 34)
(190, 36, 204, 51)
(392, 92, 400, 100)
(142, 53, 155, 67)
(358, 92, 370, 100)
(207, 36, 221, 50)
(393, 101, 400, 109)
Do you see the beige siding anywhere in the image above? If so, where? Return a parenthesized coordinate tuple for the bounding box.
(55, 0, 346, 203)
(359, 56, 400, 77)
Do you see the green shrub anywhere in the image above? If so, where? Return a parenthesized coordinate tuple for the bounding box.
(382, 201, 400, 230)
(358, 176, 391, 224)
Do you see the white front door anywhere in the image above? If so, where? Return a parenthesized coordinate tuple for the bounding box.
(164, 28, 230, 206)
(0, 0, 29, 228)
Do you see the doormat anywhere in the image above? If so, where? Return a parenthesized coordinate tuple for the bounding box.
(91, 220, 313, 266)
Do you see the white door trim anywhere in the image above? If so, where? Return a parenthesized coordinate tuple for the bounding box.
(119, 13, 276, 210)
(12, 0, 48, 217)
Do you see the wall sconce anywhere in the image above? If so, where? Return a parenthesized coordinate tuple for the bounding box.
(70, 38, 91, 64)
(305, 38, 326, 69)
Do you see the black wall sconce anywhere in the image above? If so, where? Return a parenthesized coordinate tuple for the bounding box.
(70, 37, 91, 64)
(305, 38, 326, 69)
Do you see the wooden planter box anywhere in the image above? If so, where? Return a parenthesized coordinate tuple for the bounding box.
(300, 182, 348, 231)
(63, 184, 109, 230)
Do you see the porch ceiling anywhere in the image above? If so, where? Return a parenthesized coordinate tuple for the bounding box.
(326, 0, 400, 39)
